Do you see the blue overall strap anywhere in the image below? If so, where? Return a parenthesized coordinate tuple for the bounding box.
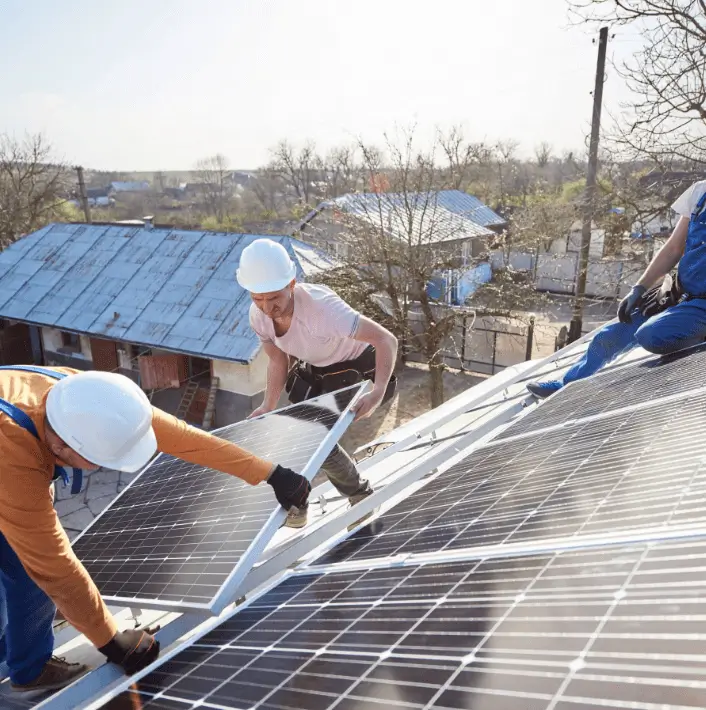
(0, 366, 83, 495)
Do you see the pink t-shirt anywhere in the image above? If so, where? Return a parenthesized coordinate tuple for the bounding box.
(249, 283, 369, 367)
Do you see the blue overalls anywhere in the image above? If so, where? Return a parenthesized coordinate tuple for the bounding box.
(542, 190, 706, 391)
(0, 366, 83, 685)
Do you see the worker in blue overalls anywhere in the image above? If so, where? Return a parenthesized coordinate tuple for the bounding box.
(526, 179, 706, 398)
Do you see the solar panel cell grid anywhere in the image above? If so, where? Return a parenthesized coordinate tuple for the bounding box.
(320, 392, 706, 564)
(101, 539, 706, 710)
(72, 386, 361, 608)
(497, 343, 706, 440)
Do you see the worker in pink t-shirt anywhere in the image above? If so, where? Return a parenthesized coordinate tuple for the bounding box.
(237, 238, 399, 528)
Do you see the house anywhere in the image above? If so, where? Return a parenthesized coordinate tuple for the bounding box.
(295, 189, 505, 264)
(86, 186, 114, 208)
(0, 223, 335, 427)
(109, 180, 151, 193)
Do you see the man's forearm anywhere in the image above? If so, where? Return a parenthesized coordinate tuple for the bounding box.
(372, 334, 397, 395)
(636, 245, 682, 289)
(263, 357, 289, 408)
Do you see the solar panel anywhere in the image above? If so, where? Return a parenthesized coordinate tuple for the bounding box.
(497, 343, 706, 440)
(319, 391, 706, 564)
(99, 538, 706, 710)
(71, 385, 363, 612)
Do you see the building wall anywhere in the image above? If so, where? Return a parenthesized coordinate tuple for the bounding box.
(41, 328, 94, 369)
(212, 349, 269, 397)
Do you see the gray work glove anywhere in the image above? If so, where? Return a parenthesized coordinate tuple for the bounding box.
(617, 284, 647, 324)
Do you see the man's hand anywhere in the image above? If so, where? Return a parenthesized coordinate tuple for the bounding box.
(352, 389, 385, 421)
(617, 284, 647, 324)
(98, 626, 161, 675)
(247, 404, 274, 420)
(267, 465, 311, 510)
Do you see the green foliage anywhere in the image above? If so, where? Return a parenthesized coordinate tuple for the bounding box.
(53, 200, 84, 223)
(200, 215, 244, 233)
(561, 177, 613, 203)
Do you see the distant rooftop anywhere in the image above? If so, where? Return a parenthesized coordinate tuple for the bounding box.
(0, 224, 335, 363)
(298, 189, 504, 245)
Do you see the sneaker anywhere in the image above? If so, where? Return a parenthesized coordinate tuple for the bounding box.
(526, 381, 562, 399)
(284, 504, 309, 529)
(10, 656, 90, 698)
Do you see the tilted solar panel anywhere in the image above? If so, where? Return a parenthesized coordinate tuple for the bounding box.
(319, 391, 706, 564)
(99, 538, 706, 709)
(497, 343, 706, 440)
(71, 385, 363, 612)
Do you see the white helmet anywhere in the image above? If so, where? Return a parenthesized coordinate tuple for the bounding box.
(46, 371, 157, 473)
(236, 238, 297, 294)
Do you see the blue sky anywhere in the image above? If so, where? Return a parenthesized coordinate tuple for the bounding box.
(0, 0, 641, 171)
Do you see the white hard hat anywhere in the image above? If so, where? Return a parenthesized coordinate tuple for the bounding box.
(236, 238, 297, 294)
(46, 371, 157, 473)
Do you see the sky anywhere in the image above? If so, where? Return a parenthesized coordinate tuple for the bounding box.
(0, 0, 642, 171)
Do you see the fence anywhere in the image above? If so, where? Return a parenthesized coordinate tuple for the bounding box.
(405, 311, 537, 376)
(490, 250, 644, 300)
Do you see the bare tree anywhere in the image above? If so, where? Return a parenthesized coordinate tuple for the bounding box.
(250, 168, 285, 216)
(321, 145, 359, 199)
(0, 134, 69, 248)
(310, 129, 485, 408)
(438, 126, 492, 190)
(534, 142, 553, 168)
(192, 154, 233, 222)
(571, 0, 706, 163)
(269, 140, 322, 207)
(495, 139, 520, 209)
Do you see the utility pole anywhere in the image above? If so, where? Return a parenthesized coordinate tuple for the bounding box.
(568, 26, 609, 343)
(75, 166, 92, 223)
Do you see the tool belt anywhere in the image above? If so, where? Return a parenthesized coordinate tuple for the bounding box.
(285, 346, 397, 405)
(639, 273, 687, 319)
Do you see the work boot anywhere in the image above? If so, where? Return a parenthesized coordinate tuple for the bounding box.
(285, 503, 309, 529)
(526, 380, 562, 399)
(10, 656, 90, 698)
(348, 486, 375, 529)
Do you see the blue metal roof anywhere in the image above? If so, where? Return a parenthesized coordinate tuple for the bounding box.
(0, 224, 336, 364)
(331, 190, 501, 244)
(433, 190, 506, 228)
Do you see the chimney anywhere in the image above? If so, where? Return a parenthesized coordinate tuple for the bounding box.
(143, 215, 154, 231)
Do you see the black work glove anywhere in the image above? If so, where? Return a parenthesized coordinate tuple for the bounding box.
(267, 465, 311, 511)
(617, 284, 647, 323)
(98, 626, 160, 675)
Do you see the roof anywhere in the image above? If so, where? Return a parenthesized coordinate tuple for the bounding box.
(0, 223, 336, 363)
(431, 189, 506, 227)
(86, 187, 111, 199)
(110, 181, 150, 192)
(326, 190, 499, 245)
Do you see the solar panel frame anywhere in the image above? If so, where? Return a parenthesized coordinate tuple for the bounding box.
(70, 383, 366, 614)
(317, 390, 706, 566)
(88, 538, 706, 710)
(495, 342, 706, 442)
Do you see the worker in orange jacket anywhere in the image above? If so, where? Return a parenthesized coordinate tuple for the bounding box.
(0, 365, 309, 698)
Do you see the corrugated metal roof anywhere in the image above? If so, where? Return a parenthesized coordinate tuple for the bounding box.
(332, 191, 498, 245)
(433, 190, 506, 227)
(0, 224, 336, 364)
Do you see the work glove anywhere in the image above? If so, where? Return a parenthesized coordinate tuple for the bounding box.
(98, 626, 160, 675)
(617, 284, 647, 324)
(267, 465, 311, 511)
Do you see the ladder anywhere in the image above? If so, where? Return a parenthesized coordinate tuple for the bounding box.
(176, 381, 199, 420)
(202, 377, 220, 431)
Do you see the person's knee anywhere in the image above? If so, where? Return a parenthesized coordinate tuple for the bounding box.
(635, 323, 681, 354)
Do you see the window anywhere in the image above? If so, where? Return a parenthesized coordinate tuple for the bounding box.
(60, 331, 80, 351)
